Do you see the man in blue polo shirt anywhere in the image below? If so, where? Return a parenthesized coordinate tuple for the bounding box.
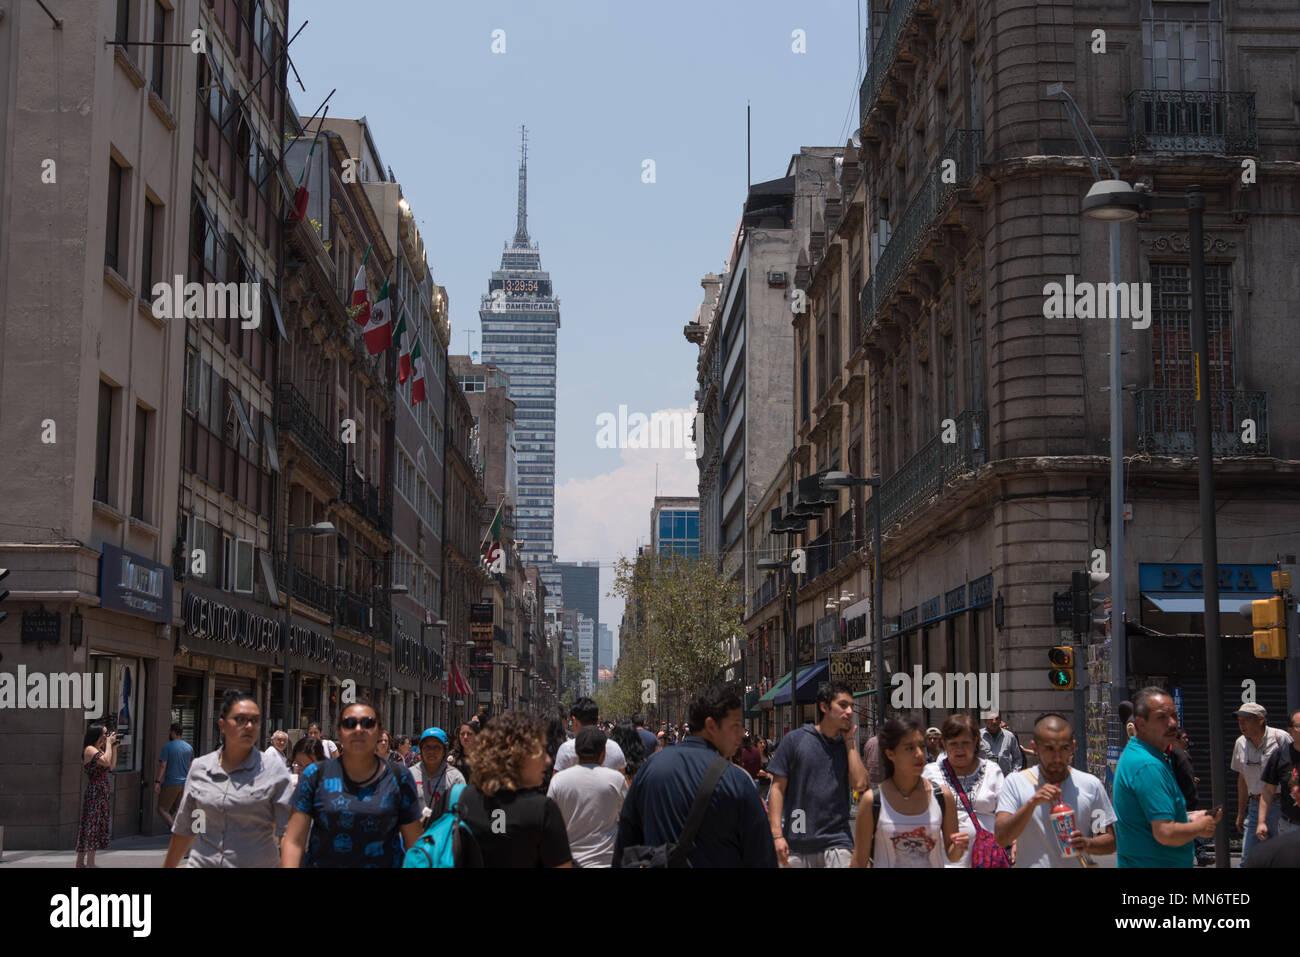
(613, 685, 776, 868)
(1113, 686, 1220, 867)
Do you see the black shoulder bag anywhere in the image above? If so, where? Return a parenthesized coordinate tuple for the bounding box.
(620, 755, 731, 868)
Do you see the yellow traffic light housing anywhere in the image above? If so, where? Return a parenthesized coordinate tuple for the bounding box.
(1048, 645, 1075, 689)
(1253, 596, 1286, 660)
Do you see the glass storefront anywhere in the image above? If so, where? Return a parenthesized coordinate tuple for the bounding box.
(89, 653, 147, 772)
(170, 671, 203, 751)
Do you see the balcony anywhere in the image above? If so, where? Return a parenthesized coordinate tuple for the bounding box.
(1126, 90, 1257, 156)
(807, 530, 832, 581)
(276, 383, 345, 484)
(861, 129, 981, 341)
(336, 587, 384, 636)
(343, 471, 391, 533)
(859, 0, 922, 129)
(868, 409, 988, 533)
(1136, 389, 1269, 456)
(276, 557, 334, 616)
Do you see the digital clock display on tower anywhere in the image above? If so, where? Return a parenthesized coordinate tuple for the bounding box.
(505, 278, 538, 294)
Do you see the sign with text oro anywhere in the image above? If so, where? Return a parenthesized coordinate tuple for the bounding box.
(829, 651, 871, 694)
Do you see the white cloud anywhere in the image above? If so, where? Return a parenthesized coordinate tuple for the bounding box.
(554, 406, 700, 658)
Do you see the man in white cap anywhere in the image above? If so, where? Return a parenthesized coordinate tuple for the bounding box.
(924, 727, 944, 763)
(979, 711, 1024, 776)
(1232, 702, 1291, 866)
(409, 727, 466, 817)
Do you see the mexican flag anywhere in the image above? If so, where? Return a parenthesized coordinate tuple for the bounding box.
(362, 279, 393, 354)
(347, 244, 373, 325)
(347, 264, 369, 324)
(410, 338, 426, 405)
(395, 310, 412, 383)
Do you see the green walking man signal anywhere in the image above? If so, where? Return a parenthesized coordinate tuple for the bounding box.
(1048, 646, 1075, 690)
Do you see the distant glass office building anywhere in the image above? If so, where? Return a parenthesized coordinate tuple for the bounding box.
(480, 128, 560, 599)
(651, 496, 700, 558)
(555, 560, 600, 669)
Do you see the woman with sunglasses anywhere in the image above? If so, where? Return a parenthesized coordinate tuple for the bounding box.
(162, 690, 294, 868)
(281, 700, 424, 868)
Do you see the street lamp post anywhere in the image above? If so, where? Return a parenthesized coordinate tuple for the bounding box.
(1081, 181, 1226, 866)
(281, 522, 337, 734)
(822, 472, 885, 730)
(370, 582, 408, 706)
(418, 617, 448, 730)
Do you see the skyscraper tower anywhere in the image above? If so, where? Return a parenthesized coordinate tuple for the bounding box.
(480, 127, 561, 601)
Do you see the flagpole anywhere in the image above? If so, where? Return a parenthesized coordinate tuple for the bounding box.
(479, 497, 505, 554)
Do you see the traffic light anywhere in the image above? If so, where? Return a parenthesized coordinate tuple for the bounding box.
(0, 567, 8, 626)
(1071, 569, 1110, 637)
(1048, 646, 1075, 689)
(1252, 595, 1286, 660)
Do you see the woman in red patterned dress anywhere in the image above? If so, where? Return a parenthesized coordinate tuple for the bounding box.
(75, 724, 118, 868)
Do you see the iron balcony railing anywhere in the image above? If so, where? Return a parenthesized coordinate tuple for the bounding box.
(807, 530, 832, 581)
(1126, 90, 1258, 156)
(1136, 389, 1269, 456)
(342, 472, 392, 533)
(276, 557, 334, 616)
(276, 383, 345, 484)
(336, 588, 391, 639)
(859, 0, 921, 129)
(861, 129, 982, 341)
(867, 409, 988, 533)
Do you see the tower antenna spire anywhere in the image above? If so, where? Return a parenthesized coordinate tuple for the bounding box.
(514, 125, 530, 247)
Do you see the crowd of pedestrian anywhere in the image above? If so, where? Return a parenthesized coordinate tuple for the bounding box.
(71, 675, 1300, 868)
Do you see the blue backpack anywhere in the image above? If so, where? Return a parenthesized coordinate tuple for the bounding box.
(402, 783, 483, 868)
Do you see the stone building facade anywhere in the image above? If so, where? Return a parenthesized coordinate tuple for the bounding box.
(826, 0, 1300, 768)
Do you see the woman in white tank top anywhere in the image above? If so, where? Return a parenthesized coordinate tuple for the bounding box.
(852, 718, 966, 867)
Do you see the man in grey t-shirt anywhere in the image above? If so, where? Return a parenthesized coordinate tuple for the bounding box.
(548, 727, 627, 867)
(996, 714, 1116, 867)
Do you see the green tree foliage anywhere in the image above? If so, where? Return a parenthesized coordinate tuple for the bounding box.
(602, 551, 743, 722)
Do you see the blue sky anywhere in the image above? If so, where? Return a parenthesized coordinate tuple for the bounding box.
(288, 0, 866, 643)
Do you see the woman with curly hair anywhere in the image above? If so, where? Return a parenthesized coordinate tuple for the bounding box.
(458, 711, 573, 868)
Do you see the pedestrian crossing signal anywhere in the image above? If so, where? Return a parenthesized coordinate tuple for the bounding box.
(1048, 646, 1074, 689)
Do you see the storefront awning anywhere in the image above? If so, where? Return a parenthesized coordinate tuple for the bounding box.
(1143, 592, 1265, 616)
(757, 670, 794, 706)
(771, 662, 830, 705)
(743, 688, 761, 718)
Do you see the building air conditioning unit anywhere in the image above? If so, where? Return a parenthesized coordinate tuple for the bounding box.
(767, 271, 788, 287)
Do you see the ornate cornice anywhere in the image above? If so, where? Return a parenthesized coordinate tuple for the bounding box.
(1140, 232, 1238, 255)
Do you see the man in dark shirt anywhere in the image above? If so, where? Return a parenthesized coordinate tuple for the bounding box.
(613, 685, 777, 868)
(633, 714, 659, 760)
(1258, 709, 1300, 839)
